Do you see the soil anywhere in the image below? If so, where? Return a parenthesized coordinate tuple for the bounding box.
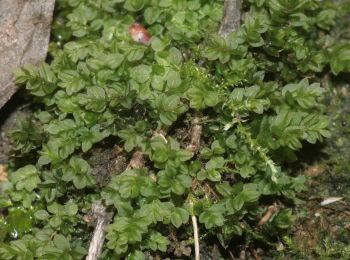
(0, 91, 30, 164)
(271, 83, 350, 259)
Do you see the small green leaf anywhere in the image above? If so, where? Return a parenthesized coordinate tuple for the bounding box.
(151, 37, 166, 52)
(64, 201, 78, 216)
(11, 165, 40, 192)
(199, 204, 225, 229)
(330, 43, 350, 75)
(273, 209, 294, 229)
(138, 200, 172, 223)
(131, 65, 152, 83)
(124, 0, 145, 11)
(166, 70, 182, 88)
(127, 250, 146, 260)
(215, 182, 232, 197)
(34, 210, 50, 220)
(144, 7, 161, 24)
(170, 208, 189, 228)
(53, 234, 70, 250)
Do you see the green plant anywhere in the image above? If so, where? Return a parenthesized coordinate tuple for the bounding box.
(1, 0, 349, 259)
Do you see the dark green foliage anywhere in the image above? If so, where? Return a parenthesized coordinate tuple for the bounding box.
(0, 0, 349, 259)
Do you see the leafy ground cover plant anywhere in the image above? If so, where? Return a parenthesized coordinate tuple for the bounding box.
(1, 0, 350, 259)
(269, 75, 350, 260)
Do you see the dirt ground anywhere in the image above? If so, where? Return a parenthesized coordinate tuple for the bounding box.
(0, 92, 29, 164)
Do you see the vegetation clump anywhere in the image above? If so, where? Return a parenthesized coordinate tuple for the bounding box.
(1, 0, 350, 258)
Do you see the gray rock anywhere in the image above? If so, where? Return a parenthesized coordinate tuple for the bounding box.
(0, 0, 55, 109)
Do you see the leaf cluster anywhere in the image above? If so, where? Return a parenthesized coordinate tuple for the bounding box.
(1, 0, 349, 259)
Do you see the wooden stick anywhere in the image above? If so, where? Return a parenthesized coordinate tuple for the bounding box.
(192, 215, 200, 260)
(86, 203, 110, 260)
(219, 0, 242, 38)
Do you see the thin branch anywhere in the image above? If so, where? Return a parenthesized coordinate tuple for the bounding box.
(86, 203, 111, 260)
(258, 203, 278, 226)
(191, 215, 200, 260)
(219, 0, 243, 38)
(187, 114, 202, 155)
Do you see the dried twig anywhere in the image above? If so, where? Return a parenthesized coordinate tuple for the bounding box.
(248, 247, 261, 260)
(126, 150, 145, 170)
(219, 0, 242, 38)
(153, 129, 168, 143)
(187, 114, 202, 154)
(0, 164, 8, 182)
(204, 183, 220, 201)
(192, 215, 200, 260)
(258, 204, 278, 226)
(320, 197, 343, 206)
(239, 250, 246, 260)
(86, 203, 111, 260)
(185, 125, 203, 260)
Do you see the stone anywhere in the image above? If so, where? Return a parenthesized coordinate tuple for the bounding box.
(0, 0, 55, 109)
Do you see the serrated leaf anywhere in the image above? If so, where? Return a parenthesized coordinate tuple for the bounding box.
(170, 208, 189, 228)
(199, 204, 225, 229)
(34, 210, 50, 220)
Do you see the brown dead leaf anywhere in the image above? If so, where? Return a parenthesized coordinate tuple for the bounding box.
(305, 164, 326, 177)
(0, 164, 8, 182)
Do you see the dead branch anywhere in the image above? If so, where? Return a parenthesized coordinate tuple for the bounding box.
(187, 114, 202, 260)
(258, 204, 278, 226)
(191, 215, 200, 260)
(86, 203, 111, 260)
(219, 0, 242, 38)
(187, 114, 202, 154)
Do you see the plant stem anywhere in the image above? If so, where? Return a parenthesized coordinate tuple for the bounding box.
(236, 123, 279, 182)
(191, 214, 200, 260)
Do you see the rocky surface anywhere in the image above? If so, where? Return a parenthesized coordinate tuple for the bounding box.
(0, 0, 55, 109)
